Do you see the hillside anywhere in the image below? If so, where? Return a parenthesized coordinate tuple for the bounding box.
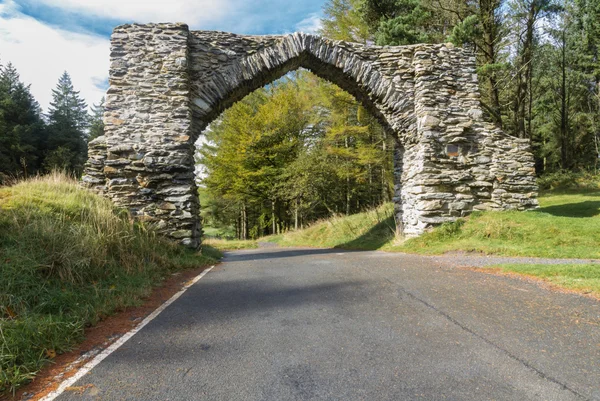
(0, 174, 219, 394)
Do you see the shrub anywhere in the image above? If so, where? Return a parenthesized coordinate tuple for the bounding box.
(538, 170, 600, 191)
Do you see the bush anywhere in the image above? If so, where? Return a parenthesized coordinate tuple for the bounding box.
(0, 173, 219, 394)
(538, 170, 600, 191)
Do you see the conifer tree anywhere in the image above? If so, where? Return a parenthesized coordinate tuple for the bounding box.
(45, 71, 88, 174)
(88, 97, 105, 141)
(0, 62, 46, 179)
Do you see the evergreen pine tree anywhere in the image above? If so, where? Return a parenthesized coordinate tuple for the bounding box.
(0, 62, 47, 180)
(360, 0, 436, 45)
(45, 71, 89, 174)
(88, 97, 105, 141)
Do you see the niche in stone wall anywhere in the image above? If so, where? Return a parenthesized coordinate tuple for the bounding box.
(446, 144, 459, 157)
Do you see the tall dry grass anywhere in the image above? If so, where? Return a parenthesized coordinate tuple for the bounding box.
(0, 173, 219, 394)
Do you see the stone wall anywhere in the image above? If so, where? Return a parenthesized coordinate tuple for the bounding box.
(83, 23, 538, 248)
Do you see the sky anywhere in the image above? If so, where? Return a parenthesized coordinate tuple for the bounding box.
(0, 0, 325, 112)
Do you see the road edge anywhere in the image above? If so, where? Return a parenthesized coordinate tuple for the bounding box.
(39, 265, 216, 401)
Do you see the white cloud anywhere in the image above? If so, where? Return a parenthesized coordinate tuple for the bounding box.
(295, 13, 322, 34)
(0, 1, 110, 112)
(32, 0, 234, 28)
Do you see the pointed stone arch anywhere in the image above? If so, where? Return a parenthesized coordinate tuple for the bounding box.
(84, 23, 539, 248)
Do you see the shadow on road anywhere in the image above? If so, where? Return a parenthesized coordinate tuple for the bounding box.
(128, 277, 370, 349)
(223, 247, 366, 262)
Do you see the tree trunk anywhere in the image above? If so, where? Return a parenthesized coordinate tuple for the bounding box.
(514, 1, 536, 138)
(345, 136, 350, 215)
(271, 200, 276, 235)
(381, 131, 389, 203)
(560, 28, 569, 170)
(294, 198, 299, 230)
(480, 0, 503, 126)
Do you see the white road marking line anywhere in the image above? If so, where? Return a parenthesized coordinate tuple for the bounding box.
(39, 265, 216, 401)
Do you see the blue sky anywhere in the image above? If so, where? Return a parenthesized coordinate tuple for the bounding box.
(0, 0, 325, 111)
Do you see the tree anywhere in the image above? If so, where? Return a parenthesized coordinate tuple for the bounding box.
(88, 97, 105, 141)
(45, 71, 88, 174)
(0, 62, 46, 179)
(506, 0, 561, 138)
(361, 0, 437, 45)
(321, 0, 372, 43)
(531, 0, 597, 171)
(198, 70, 394, 239)
(573, 0, 600, 171)
(447, 0, 506, 126)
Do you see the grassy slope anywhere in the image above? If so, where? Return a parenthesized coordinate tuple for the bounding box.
(265, 190, 600, 297)
(398, 190, 600, 259)
(269, 203, 397, 250)
(203, 238, 259, 250)
(0, 174, 220, 394)
(269, 190, 600, 258)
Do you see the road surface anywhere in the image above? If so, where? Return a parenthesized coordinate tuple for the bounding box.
(56, 248, 600, 400)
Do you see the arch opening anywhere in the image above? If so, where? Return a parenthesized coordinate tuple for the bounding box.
(196, 68, 397, 241)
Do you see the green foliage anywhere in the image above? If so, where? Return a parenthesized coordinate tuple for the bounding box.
(198, 71, 393, 240)
(0, 173, 219, 394)
(44, 72, 89, 175)
(0, 64, 100, 180)
(448, 15, 480, 46)
(321, 0, 372, 42)
(537, 170, 600, 190)
(0, 62, 46, 180)
(88, 97, 105, 141)
(360, 0, 436, 45)
(373, 0, 433, 45)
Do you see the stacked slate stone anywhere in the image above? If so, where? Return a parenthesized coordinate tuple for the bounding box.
(83, 23, 538, 248)
(83, 135, 108, 195)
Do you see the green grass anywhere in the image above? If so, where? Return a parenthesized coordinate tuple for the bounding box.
(203, 238, 259, 250)
(398, 190, 600, 258)
(0, 173, 221, 395)
(487, 263, 600, 297)
(265, 190, 600, 259)
(267, 203, 397, 250)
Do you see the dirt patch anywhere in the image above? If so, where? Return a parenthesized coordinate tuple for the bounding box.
(1, 264, 216, 401)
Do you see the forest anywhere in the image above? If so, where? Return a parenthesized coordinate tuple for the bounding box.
(0, 67, 103, 182)
(199, 0, 600, 239)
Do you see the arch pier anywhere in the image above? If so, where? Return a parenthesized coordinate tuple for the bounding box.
(83, 23, 538, 248)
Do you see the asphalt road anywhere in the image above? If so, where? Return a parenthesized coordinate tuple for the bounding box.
(57, 248, 600, 401)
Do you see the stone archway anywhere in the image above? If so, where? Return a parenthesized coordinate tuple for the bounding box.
(83, 23, 539, 248)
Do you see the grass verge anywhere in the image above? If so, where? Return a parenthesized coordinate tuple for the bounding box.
(264, 190, 600, 259)
(267, 203, 396, 250)
(485, 264, 600, 298)
(397, 190, 600, 258)
(203, 238, 259, 250)
(0, 173, 220, 395)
